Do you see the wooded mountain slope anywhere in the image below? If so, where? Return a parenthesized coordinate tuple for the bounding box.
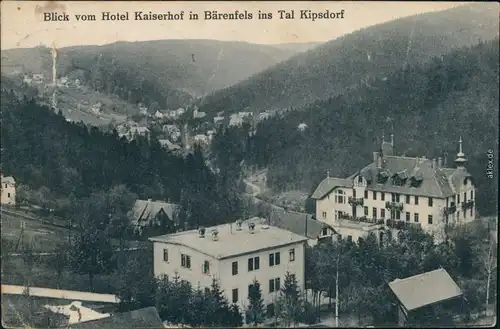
(0, 90, 243, 228)
(198, 3, 499, 114)
(215, 39, 499, 216)
(1, 40, 310, 110)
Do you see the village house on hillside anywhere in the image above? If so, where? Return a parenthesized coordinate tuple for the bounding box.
(149, 219, 308, 316)
(267, 209, 335, 246)
(1, 172, 16, 205)
(158, 139, 182, 153)
(388, 268, 465, 326)
(120, 126, 150, 141)
(129, 199, 179, 236)
(311, 136, 476, 244)
(163, 124, 181, 141)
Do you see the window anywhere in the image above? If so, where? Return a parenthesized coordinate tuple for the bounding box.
(347, 235, 353, 242)
(267, 303, 275, 317)
(415, 196, 419, 205)
(364, 190, 369, 199)
(470, 190, 474, 200)
(463, 192, 467, 202)
(322, 211, 327, 219)
(289, 249, 295, 262)
(203, 260, 210, 274)
(335, 190, 345, 204)
(181, 254, 191, 269)
(232, 288, 238, 303)
(405, 195, 410, 204)
(373, 191, 377, 200)
(406, 212, 410, 222)
(395, 194, 400, 202)
(428, 197, 433, 207)
(381, 209, 385, 218)
(428, 215, 433, 225)
(163, 249, 169, 262)
(248, 257, 259, 271)
(414, 213, 419, 223)
(232, 261, 238, 275)
(381, 192, 385, 201)
(391, 193, 396, 202)
(358, 176, 363, 184)
(321, 228, 328, 236)
(353, 189, 356, 198)
(7, 193, 11, 198)
(269, 279, 275, 293)
(372, 207, 377, 218)
(363, 206, 368, 216)
(457, 194, 460, 204)
(269, 252, 280, 266)
(396, 211, 401, 220)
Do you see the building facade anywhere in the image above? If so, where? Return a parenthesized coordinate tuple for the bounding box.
(149, 220, 308, 313)
(1, 174, 16, 205)
(311, 136, 476, 243)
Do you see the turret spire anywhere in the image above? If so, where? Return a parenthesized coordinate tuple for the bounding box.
(454, 136, 467, 169)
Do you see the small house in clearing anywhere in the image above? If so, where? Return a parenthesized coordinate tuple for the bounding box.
(1, 173, 16, 205)
(129, 199, 179, 236)
(388, 268, 465, 326)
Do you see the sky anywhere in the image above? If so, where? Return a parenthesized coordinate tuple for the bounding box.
(1, 1, 469, 50)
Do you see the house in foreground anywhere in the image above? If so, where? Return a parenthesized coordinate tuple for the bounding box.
(129, 199, 179, 236)
(388, 268, 464, 326)
(1, 173, 16, 205)
(149, 220, 308, 315)
(268, 208, 335, 246)
(311, 136, 476, 244)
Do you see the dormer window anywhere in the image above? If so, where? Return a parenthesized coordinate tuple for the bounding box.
(463, 178, 468, 186)
(358, 176, 363, 184)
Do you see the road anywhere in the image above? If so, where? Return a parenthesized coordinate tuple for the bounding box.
(1, 284, 120, 303)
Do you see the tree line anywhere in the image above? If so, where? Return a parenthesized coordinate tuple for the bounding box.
(0, 90, 244, 231)
(305, 222, 497, 326)
(210, 39, 499, 217)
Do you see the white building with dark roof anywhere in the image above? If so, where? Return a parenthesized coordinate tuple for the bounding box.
(311, 136, 476, 243)
(149, 219, 308, 312)
(1, 173, 16, 205)
(129, 199, 178, 235)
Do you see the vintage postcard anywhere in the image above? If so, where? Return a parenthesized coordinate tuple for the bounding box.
(1, 1, 498, 328)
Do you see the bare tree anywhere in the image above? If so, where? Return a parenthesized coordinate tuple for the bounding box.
(483, 237, 497, 314)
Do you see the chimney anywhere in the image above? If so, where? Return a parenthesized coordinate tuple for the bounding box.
(432, 158, 437, 169)
(198, 227, 206, 238)
(248, 222, 255, 234)
(211, 229, 219, 241)
(438, 157, 443, 169)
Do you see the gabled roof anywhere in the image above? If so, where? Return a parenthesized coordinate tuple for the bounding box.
(1, 175, 15, 185)
(311, 177, 353, 199)
(130, 199, 177, 226)
(388, 268, 463, 312)
(347, 156, 468, 198)
(66, 307, 163, 329)
(269, 208, 331, 239)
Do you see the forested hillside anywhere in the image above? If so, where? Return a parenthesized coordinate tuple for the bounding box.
(198, 3, 499, 114)
(1, 40, 310, 110)
(213, 39, 499, 216)
(0, 91, 243, 228)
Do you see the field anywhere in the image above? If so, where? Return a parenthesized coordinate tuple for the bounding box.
(1, 209, 149, 294)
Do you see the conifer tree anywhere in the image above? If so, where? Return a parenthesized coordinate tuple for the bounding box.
(245, 279, 265, 326)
